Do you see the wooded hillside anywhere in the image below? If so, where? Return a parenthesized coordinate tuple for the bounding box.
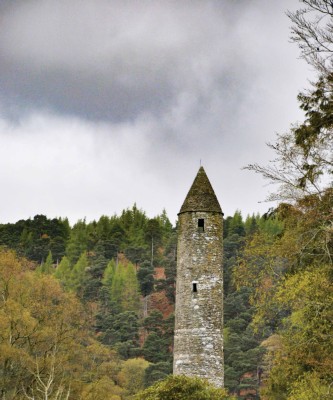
(3, 198, 331, 400)
(0, 206, 280, 399)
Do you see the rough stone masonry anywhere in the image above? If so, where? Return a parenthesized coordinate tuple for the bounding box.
(173, 166, 224, 388)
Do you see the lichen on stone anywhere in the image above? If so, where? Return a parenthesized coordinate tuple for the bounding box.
(179, 166, 223, 214)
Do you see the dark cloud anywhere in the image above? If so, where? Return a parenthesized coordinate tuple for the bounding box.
(0, 0, 311, 223)
(0, 61, 175, 121)
(0, 0, 260, 123)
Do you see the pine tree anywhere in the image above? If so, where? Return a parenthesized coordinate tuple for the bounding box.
(54, 256, 72, 290)
(71, 251, 88, 294)
(37, 250, 53, 274)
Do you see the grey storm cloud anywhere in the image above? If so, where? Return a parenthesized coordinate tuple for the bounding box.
(0, 0, 311, 224)
(0, 0, 260, 122)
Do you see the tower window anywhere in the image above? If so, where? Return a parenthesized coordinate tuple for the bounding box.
(198, 219, 204, 232)
(192, 282, 198, 292)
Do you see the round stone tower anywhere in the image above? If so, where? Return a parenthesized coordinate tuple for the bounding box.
(173, 166, 224, 388)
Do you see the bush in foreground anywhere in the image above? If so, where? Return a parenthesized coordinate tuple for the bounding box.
(135, 375, 235, 400)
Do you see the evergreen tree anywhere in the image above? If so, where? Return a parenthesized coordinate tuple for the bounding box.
(145, 219, 162, 268)
(83, 251, 108, 302)
(54, 255, 72, 290)
(66, 219, 88, 264)
(102, 258, 117, 289)
(144, 362, 172, 388)
(71, 251, 88, 295)
(105, 260, 141, 314)
(121, 261, 140, 313)
(37, 250, 53, 274)
(227, 211, 245, 236)
(137, 261, 154, 297)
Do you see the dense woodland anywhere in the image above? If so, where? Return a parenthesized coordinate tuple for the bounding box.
(1, 192, 331, 399)
(0, 206, 268, 399)
(1, 1, 333, 399)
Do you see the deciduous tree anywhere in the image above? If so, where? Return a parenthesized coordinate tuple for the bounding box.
(135, 375, 234, 400)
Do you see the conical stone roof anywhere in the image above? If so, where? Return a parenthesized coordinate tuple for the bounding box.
(179, 166, 223, 214)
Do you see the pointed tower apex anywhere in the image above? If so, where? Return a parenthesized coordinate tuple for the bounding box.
(179, 166, 223, 214)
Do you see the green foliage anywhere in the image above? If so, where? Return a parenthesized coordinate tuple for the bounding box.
(223, 233, 245, 296)
(142, 332, 171, 364)
(54, 255, 72, 289)
(137, 263, 154, 297)
(234, 192, 333, 399)
(0, 206, 272, 398)
(102, 258, 117, 288)
(243, 6, 333, 389)
(81, 250, 108, 302)
(71, 251, 88, 294)
(244, 213, 259, 236)
(0, 215, 70, 263)
(227, 210, 246, 237)
(142, 311, 174, 366)
(105, 260, 140, 313)
(224, 289, 264, 396)
(0, 249, 127, 399)
(144, 362, 173, 388)
(98, 310, 140, 359)
(117, 358, 150, 397)
(155, 209, 173, 241)
(156, 230, 177, 303)
(257, 213, 284, 237)
(66, 219, 89, 264)
(145, 218, 163, 269)
(223, 213, 267, 398)
(135, 375, 235, 400)
(143, 310, 165, 333)
(288, 372, 332, 400)
(262, 265, 333, 398)
(36, 250, 53, 274)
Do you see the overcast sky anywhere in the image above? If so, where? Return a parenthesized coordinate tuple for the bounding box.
(0, 0, 313, 225)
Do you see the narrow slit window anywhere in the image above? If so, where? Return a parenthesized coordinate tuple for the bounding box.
(192, 282, 198, 293)
(198, 219, 204, 232)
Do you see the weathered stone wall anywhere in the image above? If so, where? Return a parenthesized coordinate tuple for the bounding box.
(173, 210, 224, 388)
